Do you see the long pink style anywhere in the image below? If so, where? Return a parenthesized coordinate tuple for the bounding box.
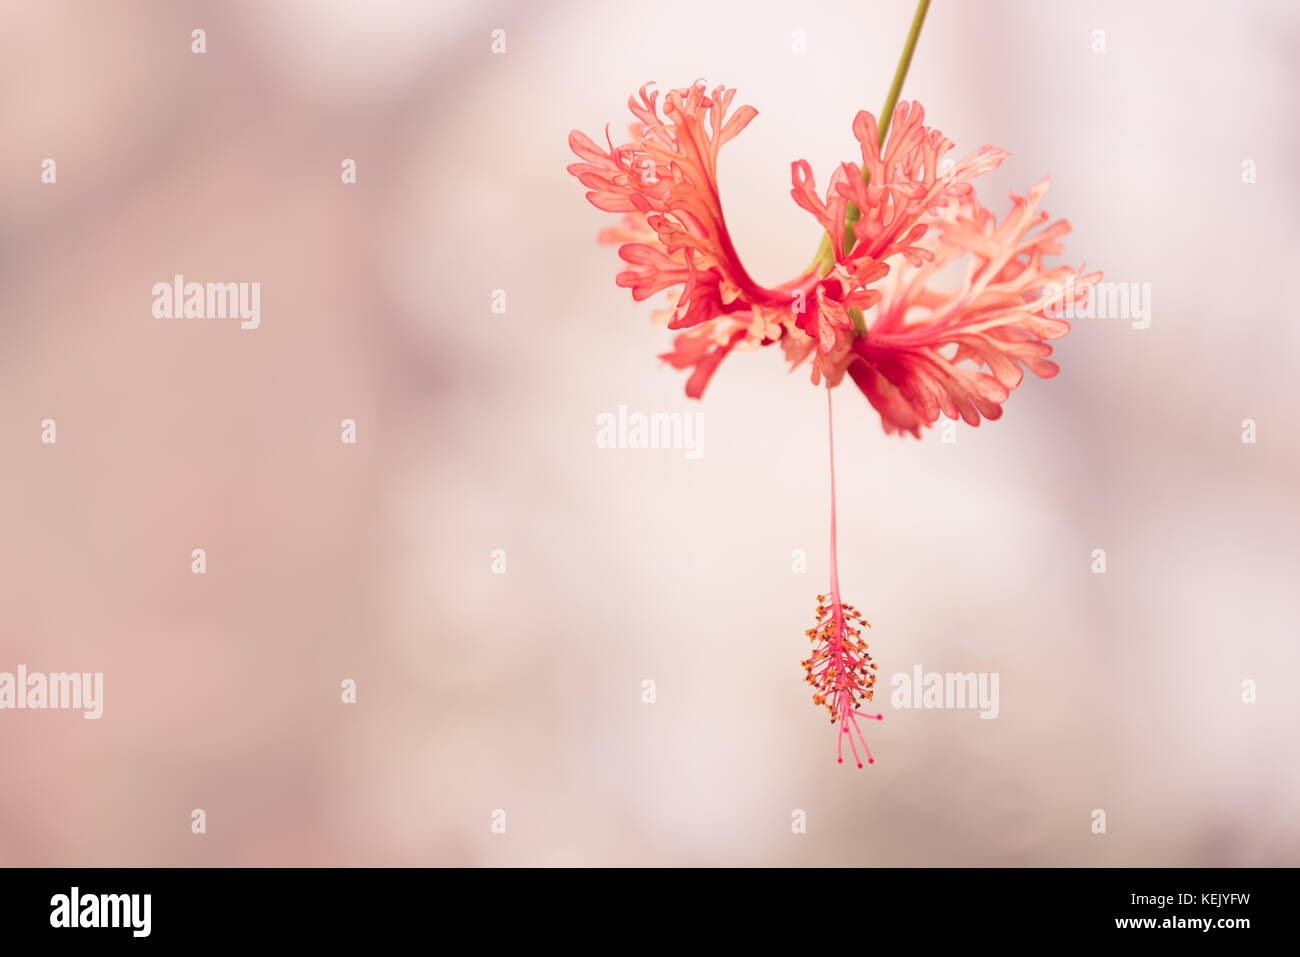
(818, 386, 882, 767)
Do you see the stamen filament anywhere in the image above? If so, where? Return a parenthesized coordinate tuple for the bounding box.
(801, 385, 881, 767)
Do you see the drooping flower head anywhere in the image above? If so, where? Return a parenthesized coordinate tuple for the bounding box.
(568, 81, 1099, 767)
(567, 82, 1100, 436)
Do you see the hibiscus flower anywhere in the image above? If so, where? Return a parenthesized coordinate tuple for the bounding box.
(566, 6, 1098, 767)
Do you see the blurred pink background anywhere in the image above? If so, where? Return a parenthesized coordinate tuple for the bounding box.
(1, 0, 1297, 866)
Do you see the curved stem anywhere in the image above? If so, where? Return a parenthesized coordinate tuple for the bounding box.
(810, 0, 933, 274)
(875, 0, 933, 160)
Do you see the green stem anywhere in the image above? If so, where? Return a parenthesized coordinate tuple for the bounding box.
(809, 0, 932, 277)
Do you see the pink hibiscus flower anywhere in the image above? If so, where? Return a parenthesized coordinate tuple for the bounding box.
(568, 69, 1098, 767)
(567, 83, 1098, 436)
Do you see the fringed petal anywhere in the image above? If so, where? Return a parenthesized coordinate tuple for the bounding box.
(849, 179, 1099, 435)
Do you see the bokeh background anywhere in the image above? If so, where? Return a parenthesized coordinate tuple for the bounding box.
(1, 0, 1297, 866)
